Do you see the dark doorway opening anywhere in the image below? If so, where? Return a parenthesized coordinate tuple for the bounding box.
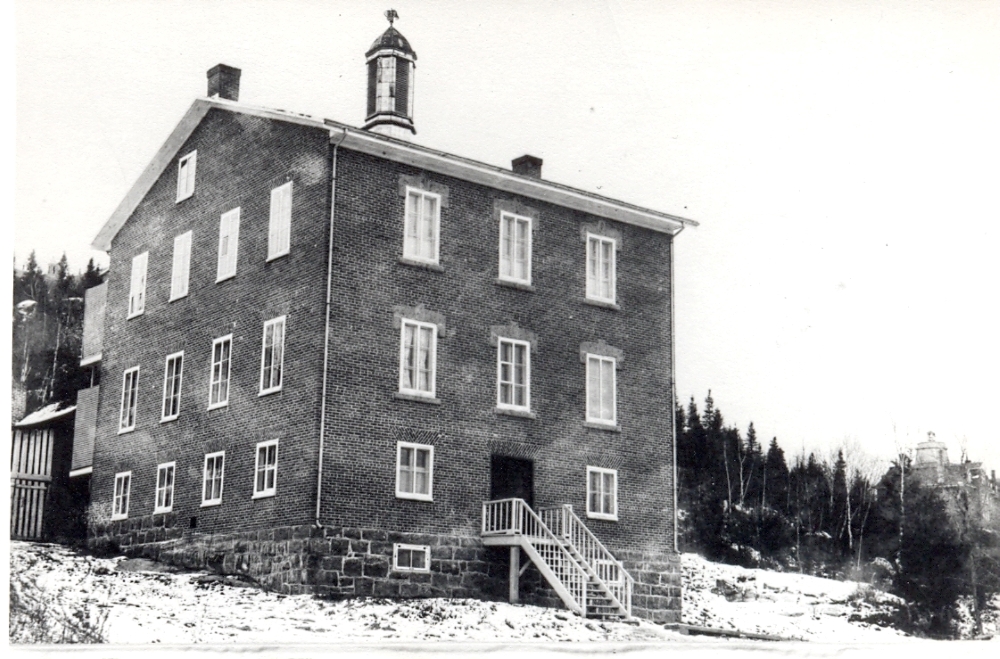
(490, 455, 534, 507)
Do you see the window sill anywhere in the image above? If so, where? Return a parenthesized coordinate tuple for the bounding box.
(153, 507, 173, 515)
(216, 273, 235, 284)
(160, 416, 178, 424)
(201, 500, 223, 508)
(126, 311, 144, 320)
(252, 491, 276, 500)
(584, 421, 621, 432)
(207, 402, 229, 411)
(583, 297, 620, 311)
(118, 427, 135, 435)
(393, 567, 431, 574)
(169, 294, 188, 303)
(259, 387, 282, 397)
(586, 512, 619, 522)
(398, 256, 444, 272)
(394, 391, 441, 405)
(495, 278, 534, 292)
(396, 492, 434, 502)
(175, 192, 194, 204)
(495, 406, 536, 419)
(266, 251, 290, 263)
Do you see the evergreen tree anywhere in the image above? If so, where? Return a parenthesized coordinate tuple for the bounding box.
(764, 436, 789, 511)
(82, 258, 103, 289)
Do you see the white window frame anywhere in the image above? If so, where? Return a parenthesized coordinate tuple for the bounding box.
(253, 440, 278, 499)
(585, 354, 617, 425)
(216, 207, 241, 282)
(127, 252, 148, 319)
(586, 466, 618, 521)
(496, 337, 531, 411)
(395, 441, 434, 502)
(154, 462, 176, 514)
(202, 451, 225, 507)
(402, 186, 441, 265)
(259, 316, 286, 396)
(498, 212, 532, 285)
(585, 233, 617, 304)
(208, 334, 233, 410)
(170, 231, 192, 301)
(161, 351, 184, 422)
(393, 543, 431, 573)
(398, 319, 437, 398)
(112, 471, 132, 520)
(267, 181, 293, 261)
(176, 150, 197, 202)
(119, 366, 140, 433)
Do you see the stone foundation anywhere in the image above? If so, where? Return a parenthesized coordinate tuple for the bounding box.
(89, 516, 681, 622)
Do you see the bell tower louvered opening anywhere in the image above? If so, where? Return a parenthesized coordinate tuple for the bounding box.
(363, 10, 417, 139)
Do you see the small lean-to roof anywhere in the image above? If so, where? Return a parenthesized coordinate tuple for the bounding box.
(14, 403, 76, 428)
(92, 98, 697, 251)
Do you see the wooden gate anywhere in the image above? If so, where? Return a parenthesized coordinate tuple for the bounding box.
(10, 428, 53, 539)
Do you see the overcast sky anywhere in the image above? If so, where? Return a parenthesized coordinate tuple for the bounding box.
(14, 0, 1000, 470)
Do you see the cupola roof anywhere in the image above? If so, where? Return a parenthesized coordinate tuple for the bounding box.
(366, 26, 416, 59)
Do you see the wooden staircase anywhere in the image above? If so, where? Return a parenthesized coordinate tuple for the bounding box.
(482, 498, 633, 620)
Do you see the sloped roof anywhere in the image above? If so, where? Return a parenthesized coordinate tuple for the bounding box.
(92, 97, 696, 251)
(367, 26, 416, 58)
(14, 403, 76, 428)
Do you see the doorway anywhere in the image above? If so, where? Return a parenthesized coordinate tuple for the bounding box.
(490, 455, 534, 507)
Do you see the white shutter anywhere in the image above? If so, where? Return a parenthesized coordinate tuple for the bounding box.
(217, 208, 240, 281)
(128, 252, 148, 317)
(268, 182, 292, 260)
(170, 232, 192, 300)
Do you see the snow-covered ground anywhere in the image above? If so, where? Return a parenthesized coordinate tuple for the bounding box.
(8, 540, 998, 649)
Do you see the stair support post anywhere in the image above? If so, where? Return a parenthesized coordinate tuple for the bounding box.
(509, 545, 520, 603)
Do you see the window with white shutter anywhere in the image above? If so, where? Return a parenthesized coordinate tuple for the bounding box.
(176, 151, 197, 202)
(216, 207, 241, 281)
(170, 231, 192, 301)
(127, 252, 148, 318)
(268, 182, 292, 261)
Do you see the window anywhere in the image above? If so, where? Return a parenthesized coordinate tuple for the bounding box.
(396, 442, 433, 501)
(170, 231, 192, 301)
(497, 338, 530, 410)
(398, 319, 436, 397)
(161, 352, 183, 421)
(586, 234, 616, 304)
(202, 452, 225, 506)
(119, 366, 139, 433)
(268, 182, 292, 261)
(587, 466, 618, 521)
(216, 207, 240, 282)
(585, 354, 616, 425)
(127, 252, 148, 318)
(253, 440, 278, 498)
(393, 543, 430, 572)
(403, 187, 440, 264)
(499, 212, 531, 284)
(112, 471, 131, 520)
(209, 335, 232, 409)
(259, 316, 285, 395)
(154, 462, 175, 513)
(176, 151, 197, 202)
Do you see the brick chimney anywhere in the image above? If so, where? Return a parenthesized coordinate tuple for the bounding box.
(207, 64, 241, 101)
(512, 155, 543, 179)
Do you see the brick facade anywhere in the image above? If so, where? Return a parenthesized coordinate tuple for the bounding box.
(89, 104, 682, 623)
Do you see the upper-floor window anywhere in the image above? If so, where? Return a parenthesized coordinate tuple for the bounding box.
(176, 151, 197, 202)
(253, 440, 278, 499)
(217, 207, 240, 282)
(399, 319, 436, 397)
(497, 337, 530, 411)
(403, 187, 440, 265)
(585, 354, 616, 425)
(119, 366, 139, 433)
(585, 234, 616, 304)
(268, 182, 292, 261)
(170, 232, 192, 301)
(586, 466, 618, 521)
(498, 212, 532, 285)
(154, 462, 175, 514)
(396, 441, 433, 501)
(112, 471, 131, 520)
(259, 316, 286, 395)
(209, 335, 232, 409)
(161, 351, 183, 422)
(127, 252, 148, 318)
(202, 451, 225, 506)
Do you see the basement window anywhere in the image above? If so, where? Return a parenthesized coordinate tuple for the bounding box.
(393, 543, 430, 573)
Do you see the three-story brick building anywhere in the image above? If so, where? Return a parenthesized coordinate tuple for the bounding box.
(85, 21, 695, 622)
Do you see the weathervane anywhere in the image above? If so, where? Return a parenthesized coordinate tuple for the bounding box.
(385, 9, 399, 26)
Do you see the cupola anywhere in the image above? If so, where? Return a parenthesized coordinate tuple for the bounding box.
(364, 10, 417, 139)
